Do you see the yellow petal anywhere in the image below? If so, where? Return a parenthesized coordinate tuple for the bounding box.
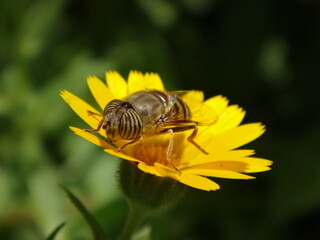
(182, 168, 255, 179)
(152, 163, 220, 191)
(199, 123, 266, 152)
(127, 71, 144, 93)
(216, 123, 266, 150)
(128, 71, 164, 93)
(241, 157, 272, 166)
(193, 104, 218, 125)
(240, 157, 273, 173)
(153, 162, 178, 176)
(179, 147, 255, 166)
(204, 95, 229, 116)
(176, 174, 220, 191)
(245, 165, 271, 173)
(87, 76, 114, 110)
(207, 105, 245, 134)
(60, 90, 102, 129)
(184, 160, 249, 172)
(137, 162, 162, 177)
(70, 126, 113, 149)
(180, 154, 271, 175)
(106, 71, 128, 99)
(104, 149, 141, 163)
(184, 156, 271, 172)
(197, 104, 245, 139)
(144, 72, 165, 90)
(181, 90, 204, 106)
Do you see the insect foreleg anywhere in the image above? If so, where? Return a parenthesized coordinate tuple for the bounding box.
(84, 119, 103, 133)
(115, 136, 144, 152)
(84, 110, 104, 133)
(87, 110, 103, 118)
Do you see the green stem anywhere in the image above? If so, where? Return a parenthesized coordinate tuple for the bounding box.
(118, 201, 151, 240)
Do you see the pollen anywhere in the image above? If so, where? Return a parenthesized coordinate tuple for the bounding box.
(134, 143, 179, 168)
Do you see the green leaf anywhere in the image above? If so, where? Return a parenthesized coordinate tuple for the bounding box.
(46, 222, 66, 240)
(59, 185, 107, 240)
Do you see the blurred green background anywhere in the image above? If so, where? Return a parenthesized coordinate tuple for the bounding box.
(1, 0, 320, 239)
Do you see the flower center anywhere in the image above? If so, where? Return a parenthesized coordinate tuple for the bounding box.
(134, 143, 179, 168)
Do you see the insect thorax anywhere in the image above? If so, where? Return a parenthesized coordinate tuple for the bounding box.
(125, 90, 191, 125)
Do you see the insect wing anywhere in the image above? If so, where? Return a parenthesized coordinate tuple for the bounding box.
(181, 91, 218, 126)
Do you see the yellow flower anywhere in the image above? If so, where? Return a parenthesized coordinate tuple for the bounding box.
(60, 71, 272, 191)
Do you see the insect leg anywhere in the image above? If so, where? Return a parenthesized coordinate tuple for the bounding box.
(187, 126, 208, 155)
(84, 119, 103, 133)
(115, 136, 144, 152)
(87, 110, 103, 118)
(84, 110, 104, 132)
(161, 125, 208, 154)
(166, 129, 181, 174)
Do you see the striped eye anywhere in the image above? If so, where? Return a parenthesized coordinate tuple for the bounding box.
(119, 109, 142, 140)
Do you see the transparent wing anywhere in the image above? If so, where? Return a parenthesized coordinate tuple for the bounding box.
(168, 90, 219, 126)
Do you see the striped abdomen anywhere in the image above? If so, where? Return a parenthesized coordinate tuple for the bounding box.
(149, 90, 191, 121)
(169, 95, 191, 121)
